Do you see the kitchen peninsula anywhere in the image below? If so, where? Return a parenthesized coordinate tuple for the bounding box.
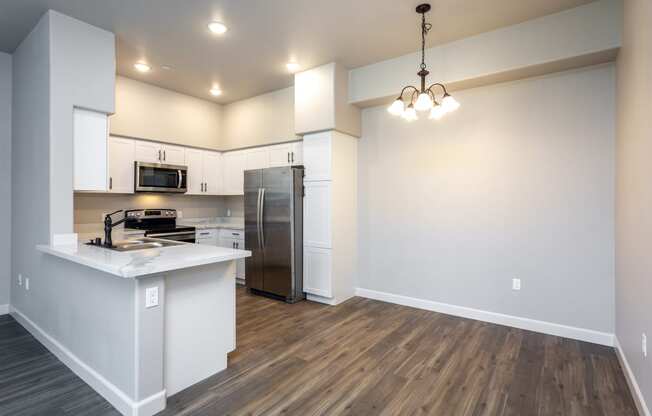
(27, 239, 250, 416)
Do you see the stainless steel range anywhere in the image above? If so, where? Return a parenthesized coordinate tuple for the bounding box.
(124, 209, 196, 243)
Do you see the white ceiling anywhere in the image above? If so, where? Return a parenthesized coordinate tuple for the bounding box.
(0, 0, 595, 104)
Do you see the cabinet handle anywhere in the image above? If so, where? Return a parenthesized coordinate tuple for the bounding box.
(158, 150, 162, 161)
(163, 150, 166, 161)
(109, 177, 113, 190)
(205, 182, 208, 192)
(291, 152, 294, 163)
(287, 152, 290, 163)
(232, 241, 235, 249)
(236, 242, 239, 249)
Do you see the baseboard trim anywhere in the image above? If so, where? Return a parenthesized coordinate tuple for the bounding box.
(10, 306, 166, 416)
(0, 304, 9, 315)
(615, 337, 651, 416)
(355, 288, 614, 346)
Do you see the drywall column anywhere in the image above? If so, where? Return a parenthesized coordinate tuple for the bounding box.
(615, 0, 652, 413)
(0, 52, 11, 313)
(295, 63, 359, 304)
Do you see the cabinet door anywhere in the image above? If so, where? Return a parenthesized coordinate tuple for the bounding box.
(303, 181, 332, 248)
(268, 144, 293, 167)
(303, 246, 332, 298)
(290, 142, 303, 166)
(108, 136, 135, 194)
(161, 144, 186, 165)
(245, 148, 270, 170)
(203, 151, 222, 195)
(222, 152, 246, 195)
(185, 149, 204, 195)
(303, 132, 331, 180)
(134, 140, 162, 163)
(73, 108, 108, 192)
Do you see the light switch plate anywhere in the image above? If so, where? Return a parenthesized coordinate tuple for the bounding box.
(145, 287, 159, 308)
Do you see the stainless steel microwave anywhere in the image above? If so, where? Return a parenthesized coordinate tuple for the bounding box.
(135, 162, 188, 193)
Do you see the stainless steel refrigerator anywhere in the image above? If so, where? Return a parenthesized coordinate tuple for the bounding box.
(244, 166, 305, 303)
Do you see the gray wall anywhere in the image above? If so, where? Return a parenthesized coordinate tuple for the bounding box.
(11, 10, 138, 398)
(358, 65, 616, 333)
(0, 51, 11, 307)
(616, 0, 652, 408)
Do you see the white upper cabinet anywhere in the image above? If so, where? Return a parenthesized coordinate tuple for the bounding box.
(268, 141, 303, 167)
(185, 148, 204, 195)
(73, 108, 108, 192)
(186, 149, 222, 195)
(134, 140, 185, 165)
(268, 143, 294, 167)
(245, 147, 269, 170)
(134, 140, 161, 163)
(203, 151, 222, 195)
(222, 151, 246, 195)
(108, 136, 135, 194)
(161, 144, 186, 165)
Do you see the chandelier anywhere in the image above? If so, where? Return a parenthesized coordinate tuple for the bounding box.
(387, 3, 460, 121)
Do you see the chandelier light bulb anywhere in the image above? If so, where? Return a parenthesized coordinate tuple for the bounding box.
(387, 99, 405, 116)
(441, 94, 460, 113)
(414, 92, 433, 112)
(429, 103, 445, 120)
(402, 104, 418, 121)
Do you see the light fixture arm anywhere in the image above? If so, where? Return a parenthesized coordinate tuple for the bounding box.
(426, 83, 449, 96)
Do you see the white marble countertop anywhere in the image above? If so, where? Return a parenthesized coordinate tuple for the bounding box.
(178, 217, 244, 230)
(37, 240, 251, 278)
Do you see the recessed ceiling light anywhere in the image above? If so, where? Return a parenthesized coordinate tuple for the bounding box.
(209, 86, 222, 96)
(208, 21, 228, 35)
(286, 62, 300, 73)
(134, 62, 151, 73)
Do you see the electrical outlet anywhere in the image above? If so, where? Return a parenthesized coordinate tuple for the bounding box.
(177, 210, 183, 218)
(25, 277, 30, 291)
(643, 333, 647, 358)
(145, 287, 159, 308)
(18, 274, 22, 286)
(512, 278, 521, 291)
(226, 208, 232, 217)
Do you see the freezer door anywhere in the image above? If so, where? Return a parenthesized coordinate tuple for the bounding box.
(261, 167, 294, 297)
(244, 169, 264, 291)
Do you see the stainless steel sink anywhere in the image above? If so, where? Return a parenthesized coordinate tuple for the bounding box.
(109, 237, 184, 252)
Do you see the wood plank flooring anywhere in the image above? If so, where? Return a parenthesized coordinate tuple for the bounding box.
(161, 287, 638, 416)
(0, 287, 638, 415)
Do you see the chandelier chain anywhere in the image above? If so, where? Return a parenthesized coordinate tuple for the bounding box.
(420, 12, 432, 70)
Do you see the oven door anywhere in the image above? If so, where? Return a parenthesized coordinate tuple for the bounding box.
(146, 231, 196, 244)
(135, 162, 188, 193)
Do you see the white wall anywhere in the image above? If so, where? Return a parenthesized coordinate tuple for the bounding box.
(358, 65, 615, 334)
(0, 51, 11, 308)
(111, 76, 223, 150)
(221, 86, 296, 150)
(616, 0, 652, 411)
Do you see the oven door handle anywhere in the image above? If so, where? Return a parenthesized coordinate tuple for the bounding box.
(147, 232, 194, 238)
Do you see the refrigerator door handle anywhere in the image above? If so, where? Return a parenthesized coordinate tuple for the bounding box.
(256, 188, 262, 250)
(260, 187, 266, 249)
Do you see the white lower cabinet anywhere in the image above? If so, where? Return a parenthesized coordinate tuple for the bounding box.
(195, 229, 219, 246)
(303, 246, 332, 298)
(219, 229, 245, 281)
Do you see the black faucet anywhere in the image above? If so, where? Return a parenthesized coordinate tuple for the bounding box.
(104, 210, 126, 248)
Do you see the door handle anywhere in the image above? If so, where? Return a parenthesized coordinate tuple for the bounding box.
(256, 188, 262, 250)
(177, 170, 182, 189)
(259, 188, 266, 249)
